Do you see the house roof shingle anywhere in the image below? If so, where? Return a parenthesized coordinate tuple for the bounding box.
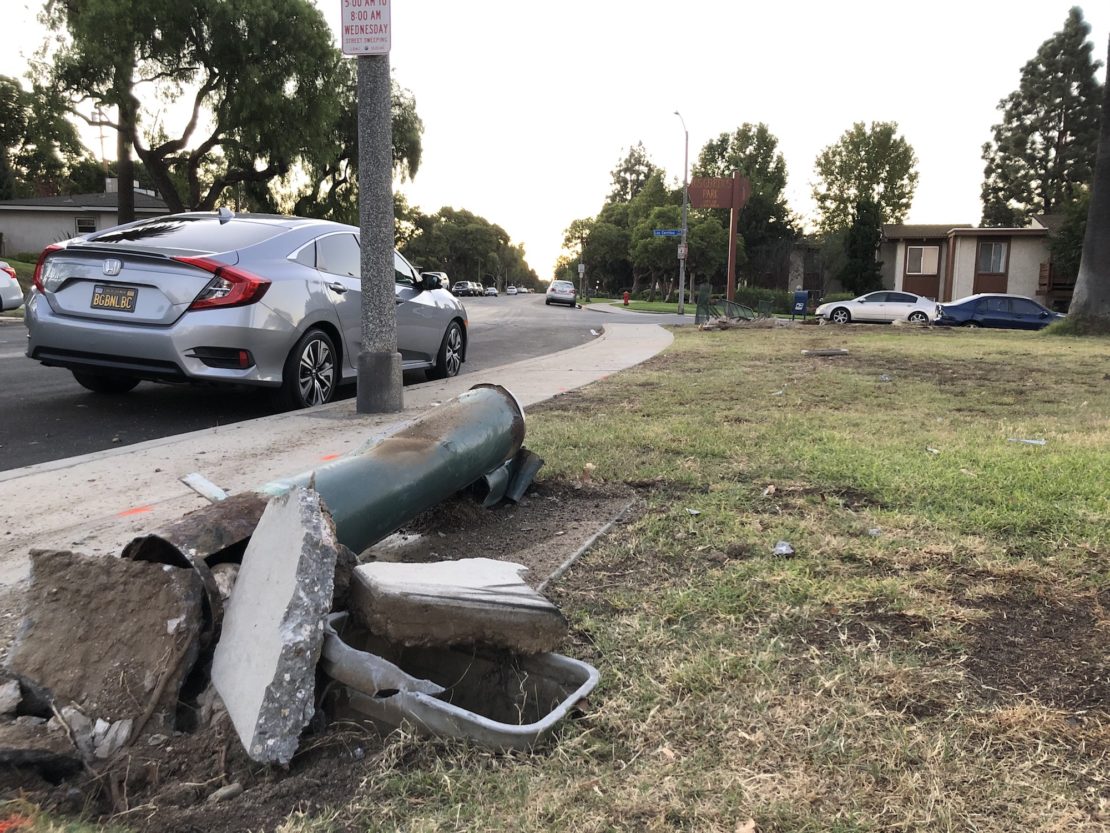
(882, 224, 973, 240)
(0, 191, 169, 212)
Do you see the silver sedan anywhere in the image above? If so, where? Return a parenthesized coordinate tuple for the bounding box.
(24, 212, 468, 409)
(1, 261, 23, 311)
(815, 290, 936, 324)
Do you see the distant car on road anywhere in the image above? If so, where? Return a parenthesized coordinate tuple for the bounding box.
(25, 211, 468, 409)
(506, 285, 518, 296)
(451, 280, 482, 297)
(546, 280, 577, 307)
(484, 285, 498, 296)
(1, 261, 23, 311)
(935, 293, 1065, 330)
(815, 291, 936, 324)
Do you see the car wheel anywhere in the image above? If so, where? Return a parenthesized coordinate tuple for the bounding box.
(276, 328, 337, 410)
(965, 321, 981, 329)
(830, 307, 851, 324)
(908, 311, 928, 323)
(427, 320, 464, 380)
(545, 299, 551, 306)
(72, 371, 140, 395)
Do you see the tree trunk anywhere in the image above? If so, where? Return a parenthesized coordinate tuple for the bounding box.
(1068, 36, 1110, 325)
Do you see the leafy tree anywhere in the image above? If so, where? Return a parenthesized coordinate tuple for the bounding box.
(401, 207, 536, 289)
(1049, 190, 1089, 285)
(0, 75, 84, 198)
(1068, 35, 1110, 328)
(981, 7, 1103, 227)
(836, 199, 884, 295)
(47, 0, 345, 213)
(608, 142, 659, 203)
(630, 205, 683, 300)
(812, 121, 918, 234)
(695, 123, 797, 288)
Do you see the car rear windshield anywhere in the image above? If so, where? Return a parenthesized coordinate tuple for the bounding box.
(88, 217, 286, 253)
(552, 281, 574, 289)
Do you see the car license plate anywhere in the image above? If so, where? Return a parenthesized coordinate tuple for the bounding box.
(91, 284, 138, 312)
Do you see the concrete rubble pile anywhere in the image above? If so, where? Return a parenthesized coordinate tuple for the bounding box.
(1, 385, 599, 786)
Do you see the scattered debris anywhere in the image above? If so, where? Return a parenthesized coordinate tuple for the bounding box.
(211, 487, 339, 765)
(0, 678, 20, 716)
(879, 374, 892, 382)
(926, 447, 941, 455)
(773, 540, 795, 557)
(349, 558, 568, 654)
(762, 484, 777, 497)
(207, 782, 244, 804)
(1008, 438, 1047, 446)
(868, 528, 882, 537)
(770, 389, 785, 396)
(180, 472, 229, 503)
(685, 508, 701, 516)
(802, 348, 849, 357)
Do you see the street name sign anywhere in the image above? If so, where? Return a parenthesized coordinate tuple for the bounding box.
(653, 229, 682, 237)
(341, 0, 391, 56)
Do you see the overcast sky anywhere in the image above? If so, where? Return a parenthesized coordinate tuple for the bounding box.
(4, 1, 1107, 279)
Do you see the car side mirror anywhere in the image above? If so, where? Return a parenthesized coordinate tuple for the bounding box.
(420, 273, 442, 291)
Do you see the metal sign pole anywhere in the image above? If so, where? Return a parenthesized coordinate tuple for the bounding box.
(355, 51, 402, 413)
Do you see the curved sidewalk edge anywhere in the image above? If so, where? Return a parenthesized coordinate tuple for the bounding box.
(0, 322, 672, 587)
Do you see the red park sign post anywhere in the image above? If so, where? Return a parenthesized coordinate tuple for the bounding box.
(687, 171, 751, 302)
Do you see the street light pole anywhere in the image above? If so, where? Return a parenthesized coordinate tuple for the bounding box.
(674, 111, 689, 316)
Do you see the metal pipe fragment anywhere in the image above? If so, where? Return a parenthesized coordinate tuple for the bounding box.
(261, 384, 527, 553)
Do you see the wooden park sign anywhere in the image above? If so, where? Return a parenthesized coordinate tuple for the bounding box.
(688, 171, 751, 301)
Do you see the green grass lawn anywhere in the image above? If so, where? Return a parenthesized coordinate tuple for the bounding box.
(8, 325, 1109, 832)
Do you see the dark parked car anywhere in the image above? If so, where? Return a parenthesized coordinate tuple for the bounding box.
(25, 211, 468, 409)
(935, 294, 1065, 330)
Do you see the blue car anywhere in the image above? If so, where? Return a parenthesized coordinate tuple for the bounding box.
(935, 294, 1065, 330)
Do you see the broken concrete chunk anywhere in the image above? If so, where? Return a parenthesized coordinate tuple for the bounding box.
(0, 679, 21, 716)
(6, 550, 204, 733)
(211, 487, 339, 765)
(0, 720, 84, 781)
(320, 613, 444, 697)
(350, 558, 568, 654)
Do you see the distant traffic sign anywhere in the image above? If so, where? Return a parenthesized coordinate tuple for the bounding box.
(653, 229, 682, 237)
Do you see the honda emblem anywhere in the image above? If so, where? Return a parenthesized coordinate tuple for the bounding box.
(103, 258, 123, 276)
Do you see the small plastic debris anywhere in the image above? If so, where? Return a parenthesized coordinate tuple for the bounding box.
(1007, 438, 1047, 445)
(590, 329, 601, 336)
(926, 447, 941, 455)
(868, 528, 882, 537)
(879, 374, 892, 382)
(770, 389, 785, 396)
(772, 540, 795, 557)
(762, 485, 776, 497)
(685, 508, 701, 516)
(802, 348, 849, 357)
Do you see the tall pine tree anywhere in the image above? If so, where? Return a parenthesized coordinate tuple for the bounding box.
(980, 7, 1103, 227)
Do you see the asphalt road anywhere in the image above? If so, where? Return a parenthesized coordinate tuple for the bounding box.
(0, 293, 599, 472)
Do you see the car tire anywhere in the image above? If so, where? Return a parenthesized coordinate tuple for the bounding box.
(965, 322, 981, 329)
(72, 371, 140, 395)
(427, 320, 464, 380)
(830, 307, 851, 324)
(908, 311, 928, 323)
(545, 299, 551, 306)
(276, 328, 337, 410)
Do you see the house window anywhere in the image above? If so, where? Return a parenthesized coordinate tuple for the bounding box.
(906, 245, 939, 275)
(977, 241, 1007, 274)
(75, 217, 96, 235)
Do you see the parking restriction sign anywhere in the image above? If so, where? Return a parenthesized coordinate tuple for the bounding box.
(341, 0, 391, 56)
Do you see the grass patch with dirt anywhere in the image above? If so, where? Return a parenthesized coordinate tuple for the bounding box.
(8, 324, 1109, 832)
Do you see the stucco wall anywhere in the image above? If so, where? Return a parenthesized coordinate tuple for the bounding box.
(949, 236, 1049, 300)
(0, 209, 161, 258)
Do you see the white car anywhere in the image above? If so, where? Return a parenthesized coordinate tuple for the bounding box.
(815, 291, 936, 324)
(506, 285, 518, 296)
(1, 261, 24, 311)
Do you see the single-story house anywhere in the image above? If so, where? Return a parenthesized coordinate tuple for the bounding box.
(881, 216, 1070, 310)
(0, 189, 169, 259)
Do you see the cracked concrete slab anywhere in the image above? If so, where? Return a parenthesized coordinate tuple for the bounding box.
(211, 487, 338, 765)
(5, 550, 203, 732)
(349, 558, 568, 654)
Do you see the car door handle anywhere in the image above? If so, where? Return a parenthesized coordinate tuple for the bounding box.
(326, 281, 348, 294)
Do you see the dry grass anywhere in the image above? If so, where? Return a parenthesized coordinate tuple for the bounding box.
(13, 325, 1110, 832)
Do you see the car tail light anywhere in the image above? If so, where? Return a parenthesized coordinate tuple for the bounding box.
(173, 256, 271, 310)
(1, 264, 15, 280)
(32, 244, 65, 291)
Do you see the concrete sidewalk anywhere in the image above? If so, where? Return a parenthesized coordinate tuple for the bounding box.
(0, 322, 673, 588)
